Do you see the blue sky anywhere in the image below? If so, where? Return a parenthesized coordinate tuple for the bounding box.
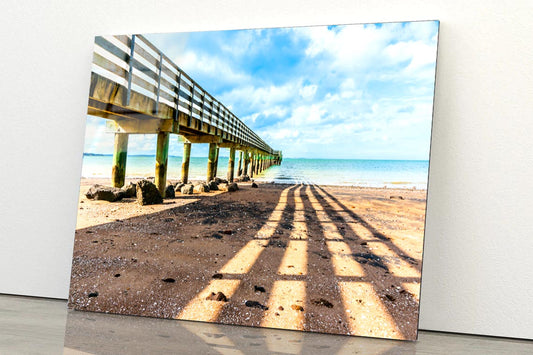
(84, 21, 439, 159)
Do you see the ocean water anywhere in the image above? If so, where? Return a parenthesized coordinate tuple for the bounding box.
(82, 155, 429, 189)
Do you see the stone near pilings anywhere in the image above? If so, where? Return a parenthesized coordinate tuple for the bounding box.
(181, 184, 194, 195)
(228, 183, 239, 192)
(194, 183, 210, 193)
(120, 182, 137, 198)
(175, 183, 185, 193)
(165, 184, 176, 198)
(208, 180, 219, 191)
(86, 184, 125, 202)
(136, 179, 163, 205)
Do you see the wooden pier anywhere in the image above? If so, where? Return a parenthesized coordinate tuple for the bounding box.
(88, 34, 282, 196)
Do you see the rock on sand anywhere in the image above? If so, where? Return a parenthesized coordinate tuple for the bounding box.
(181, 184, 194, 194)
(86, 185, 125, 202)
(194, 183, 210, 193)
(136, 180, 163, 205)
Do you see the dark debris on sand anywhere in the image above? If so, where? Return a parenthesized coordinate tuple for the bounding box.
(245, 300, 268, 310)
(206, 292, 228, 302)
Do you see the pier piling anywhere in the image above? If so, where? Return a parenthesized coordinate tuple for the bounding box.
(181, 141, 191, 184)
(244, 150, 250, 176)
(214, 146, 220, 178)
(228, 147, 236, 182)
(237, 151, 243, 177)
(155, 132, 170, 197)
(112, 133, 128, 188)
(207, 143, 217, 182)
(250, 152, 255, 178)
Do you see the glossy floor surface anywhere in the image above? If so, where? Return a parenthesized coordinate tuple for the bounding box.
(1, 294, 532, 354)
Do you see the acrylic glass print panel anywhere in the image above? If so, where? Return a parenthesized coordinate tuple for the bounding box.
(69, 20, 439, 341)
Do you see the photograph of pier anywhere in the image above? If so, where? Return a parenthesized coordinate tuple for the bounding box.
(69, 21, 439, 341)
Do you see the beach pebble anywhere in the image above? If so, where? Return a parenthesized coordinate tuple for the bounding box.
(311, 298, 334, 308)
(174, 183, 185, 193)
(291, 304, 304, 312)
(161, 278, 176, 283)
(88, 292, 99, 298)
(212, 273, 223, 279)
(165, 184, 176, 198)
(208, 180, 219, 191)
(385, 294, 396, 302)
(251, 182, 258, 188)
(120, 182, 137, 198)
(136, 180, 163, 205)
(227, 183, 239, 192)
(390, 195, 404, 200)
(210, 233, 223, 240)
(238, 175, 250, 182)
(180, 184, 194, 195)
(86, 184, 125, 202)
(254, 285, 266, 293)
(194, 183, 210, 193)
(245, 300, 268, 310)
(206, 292, 227, 302)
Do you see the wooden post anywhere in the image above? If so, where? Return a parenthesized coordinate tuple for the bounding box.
(181, 142, 191, 184)
(207, 143, 217, 182)
(237, 151, 243, 176)
(155, 132, 170, 197)
(244, 150, 250, 176)
(228, 147, 236, 182)
(213, 146, 220, 177)
(250, 152, 255, 178)
(112, 133, 128, 188)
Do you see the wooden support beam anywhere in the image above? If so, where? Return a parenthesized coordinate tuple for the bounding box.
(228, 147, 236, 182)
(111, 133, 128, 187)
(217, 142, 243, 149)
(181, 142, 191, 184)
(182, 134, 223, 144)
(237, 151, 243, 176)
(214, 146, 220, 177)
(206, 143, 217, 182)
(106, 118, 176, 134)
(155, 132, 170, 197)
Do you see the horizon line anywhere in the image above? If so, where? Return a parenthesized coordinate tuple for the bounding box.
(83, 153, 428, 161)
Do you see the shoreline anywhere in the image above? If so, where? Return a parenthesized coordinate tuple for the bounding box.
(79, 176, 428, 193)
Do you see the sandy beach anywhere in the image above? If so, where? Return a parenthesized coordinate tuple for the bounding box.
(69, 178, 426, 340)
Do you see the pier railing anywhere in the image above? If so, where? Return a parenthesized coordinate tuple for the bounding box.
(90, 34, 275, 154)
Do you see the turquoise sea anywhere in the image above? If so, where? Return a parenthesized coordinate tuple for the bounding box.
(82, 155, 429, 189)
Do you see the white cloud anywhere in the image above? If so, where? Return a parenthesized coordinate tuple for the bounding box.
(299, 84, 317, 99)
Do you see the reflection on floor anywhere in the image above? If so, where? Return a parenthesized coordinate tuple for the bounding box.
(2, 289, 533, 353)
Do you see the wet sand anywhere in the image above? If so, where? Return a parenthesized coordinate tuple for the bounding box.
(69, 178, 426, 340)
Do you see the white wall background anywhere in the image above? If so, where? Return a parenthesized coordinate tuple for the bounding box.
(1, 0, 532, 340)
